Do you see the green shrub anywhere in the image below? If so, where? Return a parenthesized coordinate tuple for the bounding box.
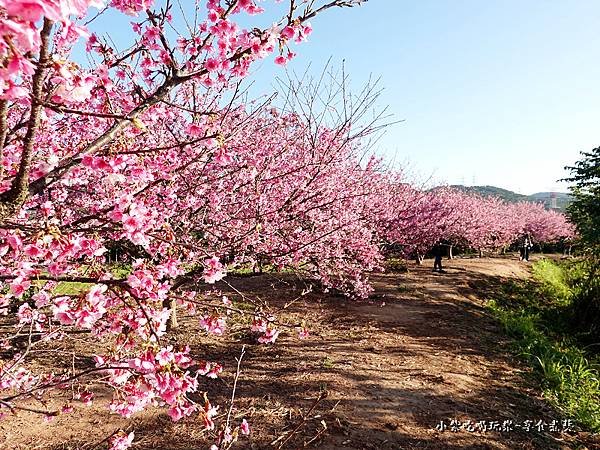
(532, 258, 571, 302)
(487, 261, 600, 432)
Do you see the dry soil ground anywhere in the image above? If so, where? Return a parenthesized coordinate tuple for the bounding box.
(2, 256, 599, 449)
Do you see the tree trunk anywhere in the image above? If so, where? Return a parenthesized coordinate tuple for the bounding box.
(170, 298, 178, 329)
(164, 298, 178, 330)
(416, 253, 424, 265)
(478, 248, 483, 258)
(0, 19, 54, 224)
(448, 245, 453, 260)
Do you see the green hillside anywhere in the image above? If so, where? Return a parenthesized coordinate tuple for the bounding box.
(449, 185, 573, 212)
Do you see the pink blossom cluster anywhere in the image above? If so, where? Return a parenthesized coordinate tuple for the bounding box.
(109, 431, 135, 450)
(0, 0, 103, 99)
(252, 317, 280, 344)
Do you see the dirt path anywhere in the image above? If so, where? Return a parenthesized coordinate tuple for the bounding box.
(2, 256, 593, 449)
(303, 257, 558, 449)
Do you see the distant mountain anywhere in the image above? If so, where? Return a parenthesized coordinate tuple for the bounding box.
(448, 185, 573, 212)
(528, 191, 573, 211)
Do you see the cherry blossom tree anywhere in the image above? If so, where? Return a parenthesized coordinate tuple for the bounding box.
(0, 0, 367, 447)
(159, 66, 392, 299)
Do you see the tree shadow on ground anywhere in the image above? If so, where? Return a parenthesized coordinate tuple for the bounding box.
(32, 258, 599, 449)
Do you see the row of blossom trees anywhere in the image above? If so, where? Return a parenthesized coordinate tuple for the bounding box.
(0, 0, 576, 448)
(382, 186, 576, 261)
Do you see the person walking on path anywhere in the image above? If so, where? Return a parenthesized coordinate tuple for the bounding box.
(432, 242, 446, 273)
(520, 233, 532, 262)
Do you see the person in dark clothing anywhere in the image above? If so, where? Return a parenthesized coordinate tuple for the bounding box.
(519, 245, 525, 261)
(520, 233, 532, 262)
(432, 243, 445, 273)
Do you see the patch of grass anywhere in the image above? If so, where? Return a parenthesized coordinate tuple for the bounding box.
(52, 281, 91, 295)
(487, 259, 600, 432)
(487, 302, 538, 340)
(110, 263, 132, 279)
(532, 259, 571, 302)
(228, 262, 296, 276)
(385, 258, 408, 273)
(29, 263, 131, 297)
(228, 264, 257, 276)
(396, 284, 411, 293)
(321, 357, 335, 369)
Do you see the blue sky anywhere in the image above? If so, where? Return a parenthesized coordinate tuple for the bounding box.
(244, 0, 600, 194)
(85, 0, 600, 194)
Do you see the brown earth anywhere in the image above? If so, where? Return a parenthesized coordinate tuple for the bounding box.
(2, 255, 599, 450)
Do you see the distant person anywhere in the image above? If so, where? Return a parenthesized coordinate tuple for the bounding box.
(520, 233, 532, 262)
(432, 243, 445, 273)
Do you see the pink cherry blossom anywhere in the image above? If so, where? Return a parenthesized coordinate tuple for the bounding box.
(200, 315, 226, 335)
(297, 327, 309, 339)
(240, 419, 250, 435)
(280, 26, 295, 40)
(203, 257, 226, 284)
(258, 328, 280, 344)
(109, 431, 135, 450)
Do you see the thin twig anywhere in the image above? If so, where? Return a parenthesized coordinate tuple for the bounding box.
(274, 391, 328, 449)
(225, 345, 246, 430)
